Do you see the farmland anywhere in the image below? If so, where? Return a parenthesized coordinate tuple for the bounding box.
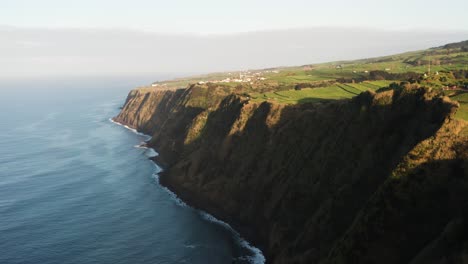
(249, 81, 393, 104)
(450, 91, 468, 121)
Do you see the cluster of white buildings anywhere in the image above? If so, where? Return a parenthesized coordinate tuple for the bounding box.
(151, 69, 279, 87)
(197, 71, 271, 85)
(151, 83, 167, 87)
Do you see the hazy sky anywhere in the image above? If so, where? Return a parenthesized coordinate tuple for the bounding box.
(1, 0, 468, 80)
(3, 0, 468, 33)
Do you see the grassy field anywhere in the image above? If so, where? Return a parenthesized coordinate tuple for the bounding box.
(450, 92, 468, 121)
(249, 81, 392, 104)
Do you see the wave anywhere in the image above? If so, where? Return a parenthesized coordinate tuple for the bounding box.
(133, 143, 159, 158)
(144, 148, 159, 158)
(151, 171, 265, 264)
(109, 118, 266, 264)
(199, 211, 265, 264)
(184, 244, 197, 249)
(108, 118, 151, 141)
(152, 173, 188, 207)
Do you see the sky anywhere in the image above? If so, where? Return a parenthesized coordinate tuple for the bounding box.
(3, 0, 468, 33)
(1, 0, 468, 80)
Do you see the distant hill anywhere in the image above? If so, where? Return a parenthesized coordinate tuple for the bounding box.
(442, 40, 468, 50)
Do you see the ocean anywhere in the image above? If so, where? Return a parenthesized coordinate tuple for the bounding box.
(0, 77, 264, 264)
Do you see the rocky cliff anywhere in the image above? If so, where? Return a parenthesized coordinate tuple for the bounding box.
(114, 85, 468, 264)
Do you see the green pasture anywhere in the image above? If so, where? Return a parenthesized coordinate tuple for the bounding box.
(249, 81, 392, 104)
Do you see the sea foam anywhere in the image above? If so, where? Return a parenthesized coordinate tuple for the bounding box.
(109, 118, 151, 140)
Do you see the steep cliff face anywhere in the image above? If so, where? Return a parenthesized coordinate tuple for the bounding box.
(114, 85, 467, 264)
(114, 85, 232, 164)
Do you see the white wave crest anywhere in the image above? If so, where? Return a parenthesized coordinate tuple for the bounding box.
(152, 173, 188, 207)
(199, 212, 265, 264)
(109, 118, 152, 140)
(151, 172, 265, 264)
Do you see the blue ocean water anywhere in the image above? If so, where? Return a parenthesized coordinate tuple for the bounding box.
(0, 78, 263, 264)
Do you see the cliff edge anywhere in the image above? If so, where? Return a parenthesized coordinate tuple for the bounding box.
(114, 85, 468, 264)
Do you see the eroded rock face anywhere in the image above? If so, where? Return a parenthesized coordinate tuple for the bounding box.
(114, 86, 468, 264)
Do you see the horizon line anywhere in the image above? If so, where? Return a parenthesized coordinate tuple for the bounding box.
(2, 24, 468, 36)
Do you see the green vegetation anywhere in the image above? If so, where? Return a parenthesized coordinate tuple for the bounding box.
(151, 40, 467, 90)
(147, 40, 467, 120)
(450, 92, 468, 120)
(249, 81, 392, 104)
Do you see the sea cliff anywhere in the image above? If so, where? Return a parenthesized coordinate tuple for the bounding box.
(114, 84, 468, 264)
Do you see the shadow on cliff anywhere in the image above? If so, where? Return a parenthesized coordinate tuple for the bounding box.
(154, 87, 462, 263)
(261, 89, 459, 262)
(327, 152, 468, 264)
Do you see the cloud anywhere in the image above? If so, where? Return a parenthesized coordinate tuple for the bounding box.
(1, 26, 467, 80)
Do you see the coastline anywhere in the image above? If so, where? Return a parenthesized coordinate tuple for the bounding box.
(110, 83, 468, 263)
(109, 118, 266, 264)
